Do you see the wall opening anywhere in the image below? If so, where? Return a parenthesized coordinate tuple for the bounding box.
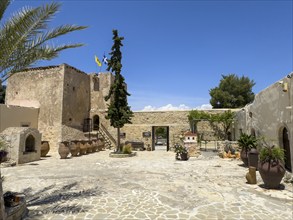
(93, 115, 100, 131)
(282, 127, 291, 172)
(25, 134, 35, 152)
(152, 126, 169, 151)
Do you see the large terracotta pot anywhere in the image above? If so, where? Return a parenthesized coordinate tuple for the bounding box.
(86, 141, 93, 153)
(79, 140, 87, 155)
(58, 141, 70, 159)
(240, 149, 249, 167)
(41, 141, 50, 157)
(69, 141, 79, 157)
(91, 139, 98, 152)
(248, 148, 259, 170)
(258, 161, 286, 189)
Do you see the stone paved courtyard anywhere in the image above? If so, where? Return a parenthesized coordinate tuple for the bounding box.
(1, 150, 293, 220)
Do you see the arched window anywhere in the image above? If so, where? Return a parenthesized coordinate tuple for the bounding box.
(93, 115, 100, 131)
(25, 135, 35, 152)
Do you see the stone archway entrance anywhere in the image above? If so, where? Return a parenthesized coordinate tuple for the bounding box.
(282, 127, 291, 172)
(152, 126, 169, 151)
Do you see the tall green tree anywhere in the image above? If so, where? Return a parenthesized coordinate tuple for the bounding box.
(0, 0, 87, 82)
(105, 30, 133, 152)
(209, 74, 255, 108)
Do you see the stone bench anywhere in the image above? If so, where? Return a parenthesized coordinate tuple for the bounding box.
(125, 141, 145, 151)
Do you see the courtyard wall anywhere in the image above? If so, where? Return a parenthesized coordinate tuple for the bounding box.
(235, 75, 293, 171)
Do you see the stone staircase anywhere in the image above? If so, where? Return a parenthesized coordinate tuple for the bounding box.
(83, 123, 117, 150)
(97, 124, 117, 149)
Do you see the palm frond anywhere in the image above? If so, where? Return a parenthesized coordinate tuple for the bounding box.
(0, 0, 10, 21)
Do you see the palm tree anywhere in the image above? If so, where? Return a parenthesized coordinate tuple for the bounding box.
(0, 1, 86, 218)
(0, 0, 87, 82)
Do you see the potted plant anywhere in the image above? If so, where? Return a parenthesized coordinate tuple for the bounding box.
(258, 145, 286, 189)
(0, 138, 8, 163)
(237, 133, 257, 166)
(174, 144, 189, 161)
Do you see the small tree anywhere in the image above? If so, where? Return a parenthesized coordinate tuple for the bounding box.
(105, 30, 133, 152)
(188, 110, 210, 133)
(209, 74, 255, 108)
(210, 110, 235, 140)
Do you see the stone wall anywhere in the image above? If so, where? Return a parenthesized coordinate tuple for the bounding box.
(6, 65, 64, 151)
(61, 65, 91, 142)
(116, 110, 233, 150)
(236, 75, 293, 171)
(0, 104, 39, 132)
(0, 127, 41, 164)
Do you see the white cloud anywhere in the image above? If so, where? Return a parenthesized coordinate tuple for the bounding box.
(193, 104, 213, 110)
(141, 103, 213, 111)
(141, 104, 191, 111)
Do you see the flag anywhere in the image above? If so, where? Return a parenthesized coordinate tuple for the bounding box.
(103, 55, 108, 64)
(95, 55, 102, 67)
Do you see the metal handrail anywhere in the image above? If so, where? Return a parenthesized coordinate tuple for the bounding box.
(100, 123, 117, 147)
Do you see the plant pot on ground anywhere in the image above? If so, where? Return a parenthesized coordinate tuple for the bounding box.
(237, 133, 258, 167)
(258, 145, 286, 189)
(174, 144, 189, 161)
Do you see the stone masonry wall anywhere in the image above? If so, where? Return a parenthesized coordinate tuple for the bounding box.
(6, 65, 65, 151)
(116, 110, 232, 150)
(61, 65, 91, 141)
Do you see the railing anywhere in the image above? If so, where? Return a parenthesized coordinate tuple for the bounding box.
(100, 123, 117, 147)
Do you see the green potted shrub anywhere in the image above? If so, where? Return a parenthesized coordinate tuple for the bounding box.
(174, 144, 189, 161)
(237, 133, 257, 166)
(258, 145, 286, 189)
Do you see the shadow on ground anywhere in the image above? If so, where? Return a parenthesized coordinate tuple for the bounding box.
(21, 182, 104, 218)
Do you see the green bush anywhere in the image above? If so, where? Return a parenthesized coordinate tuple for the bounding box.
(122, 144, 132, 154)
(259, 145, 284, 163)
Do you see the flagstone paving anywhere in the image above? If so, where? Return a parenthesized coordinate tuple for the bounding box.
(1, 150, 293, 220)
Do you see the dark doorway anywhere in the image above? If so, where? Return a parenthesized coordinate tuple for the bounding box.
(93, 115, 100, 131)
(282, 127, 291, 172)
(152, 126, 169, 151)
(25, 135, 35, 152)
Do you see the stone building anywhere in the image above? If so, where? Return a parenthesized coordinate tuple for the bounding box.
(4, 63, 292, 172)
(235, 74, 293, 172)
(5, 64, 114, 151)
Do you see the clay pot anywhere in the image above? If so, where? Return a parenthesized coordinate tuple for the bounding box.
(240, 149, 249, 167)
(41, 141, 50, 157)
(79, 140, 87, 155)
(58, 141, 70, 159)
(97, 138, 105, 151)
(258, 161, 286, 189)
(91, 139, 98, 152)
(69, 141, 79, 157)
(248, 148, 259, 170)
(86, 141, 93, 153)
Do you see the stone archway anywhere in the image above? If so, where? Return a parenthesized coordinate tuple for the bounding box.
(25, 134, 35, 152)
(281, 127, 291, 172)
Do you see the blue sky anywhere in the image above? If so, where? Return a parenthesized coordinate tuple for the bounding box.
(4, 0, 293, 111)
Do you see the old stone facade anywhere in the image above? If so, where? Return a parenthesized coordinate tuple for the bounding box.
(4, 63, 292, 172)
(235, 74, 293, 172)
(5, 64, 113, 151)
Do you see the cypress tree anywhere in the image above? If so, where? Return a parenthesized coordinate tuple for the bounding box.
(105, 30, 133, 152)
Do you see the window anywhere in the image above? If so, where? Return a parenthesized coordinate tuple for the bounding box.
(93, 77, 99, 91)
